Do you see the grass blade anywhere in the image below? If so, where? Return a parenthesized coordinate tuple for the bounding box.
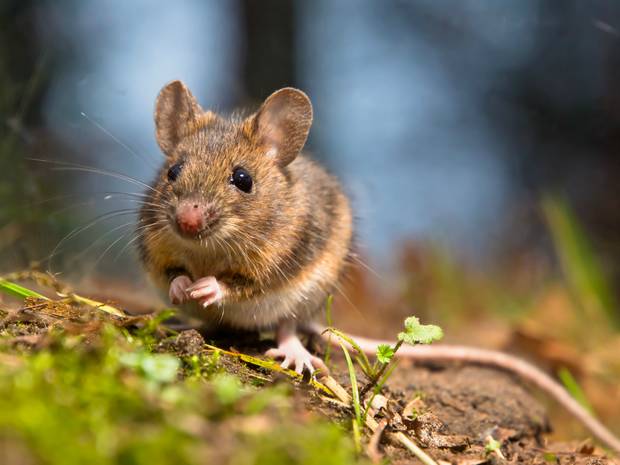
(352, 418, 362, 454)
(0, 272, 126, 318)
(337, 340, 362, 428)
(62, 293, 126, 318)
(324, 327, 373, 376)
(0, 279, 48, 300)
(558, 367, 594, 414)
(324, 295, 334, 368)
(542, 196, 620, 329)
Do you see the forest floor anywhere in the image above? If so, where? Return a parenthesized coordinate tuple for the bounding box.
(0, 272, 617, 465)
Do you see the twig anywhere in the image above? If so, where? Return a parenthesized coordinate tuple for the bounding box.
(392, 431, 438, 465)
(321, 375, 439, 465)
(367, 418, 387, 463)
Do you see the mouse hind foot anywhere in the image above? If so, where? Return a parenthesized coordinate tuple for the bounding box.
(265, 320, 327, 375)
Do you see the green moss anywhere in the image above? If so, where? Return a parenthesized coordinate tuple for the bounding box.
(0, 325, 366, 465)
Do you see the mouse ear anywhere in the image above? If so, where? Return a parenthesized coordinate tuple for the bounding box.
(154, 80, 204, 155)
(252, 88, 313, 167)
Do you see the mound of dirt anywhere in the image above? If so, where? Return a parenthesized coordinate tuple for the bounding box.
(182, 329, 617, 465)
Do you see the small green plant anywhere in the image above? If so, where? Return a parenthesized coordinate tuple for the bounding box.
(325, 315, 443, 447)
(398, 316, 444, 345)
(360, 316, 443, 398)
(132, 308, 177, 349)
(484, 435, 505, 460)
(184, 351, 222, 378)
(375, 344, 394, 364)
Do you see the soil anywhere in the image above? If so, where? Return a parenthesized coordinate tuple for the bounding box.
(172, 329, 618, 465)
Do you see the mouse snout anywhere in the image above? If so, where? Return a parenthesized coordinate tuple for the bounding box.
(175, 200, 219, 237)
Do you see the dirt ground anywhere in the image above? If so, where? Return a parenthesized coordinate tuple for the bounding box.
(171, 327, 618, 465)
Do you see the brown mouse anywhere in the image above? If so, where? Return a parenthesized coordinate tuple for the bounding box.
(138, 80, 620, 453)
(138, 80, 352, 373)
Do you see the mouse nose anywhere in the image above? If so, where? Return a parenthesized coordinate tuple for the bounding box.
(175, 201, 219, 237)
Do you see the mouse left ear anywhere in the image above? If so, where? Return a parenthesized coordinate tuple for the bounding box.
(251, 88, 313, 167)
(154, 80, 205, 155)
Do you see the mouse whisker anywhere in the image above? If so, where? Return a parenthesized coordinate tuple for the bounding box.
(113, 221, 169, 262)
(24, 192, 161, 219)
(26, 158, 165, 197)
(68, 221, 136, 264)
(221, 232, 263, 278)
(79, 111, 163, 169)
(349, 253, 385, 282)
(90, 227, 138, 270)
(53, 166, 163, 196)
(45, 208, 141, 274)
(228, 229, 290, 283)
(42, 196, 165, 220)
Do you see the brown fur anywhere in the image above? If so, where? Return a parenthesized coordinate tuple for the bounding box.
(138, 80, 353, 329)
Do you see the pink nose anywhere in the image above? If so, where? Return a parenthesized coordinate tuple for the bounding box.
(176, 203, 204, 236)
(175, 200, 218, 237)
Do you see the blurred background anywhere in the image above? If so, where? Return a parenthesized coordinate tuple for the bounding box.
(1, 0, 619, 440)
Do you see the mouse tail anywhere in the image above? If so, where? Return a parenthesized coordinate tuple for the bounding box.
(310, 323, 620, 454)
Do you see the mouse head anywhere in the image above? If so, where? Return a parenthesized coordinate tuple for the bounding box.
(150, 80, 313, 246)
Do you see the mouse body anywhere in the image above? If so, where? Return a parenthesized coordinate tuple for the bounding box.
(138, 80, 352, 372)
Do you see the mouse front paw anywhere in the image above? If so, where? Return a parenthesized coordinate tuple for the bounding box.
(186, 276, 223, 308)
(266, 336, 327, 375)
(169, 275, 193, 304)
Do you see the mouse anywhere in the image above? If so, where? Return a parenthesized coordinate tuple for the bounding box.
(138, 80, 352, 374)
(138, 80, 620, 454)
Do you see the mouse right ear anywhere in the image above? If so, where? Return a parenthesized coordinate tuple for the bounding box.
(154, 80, 204, 155)
(251, 88, 313, 167)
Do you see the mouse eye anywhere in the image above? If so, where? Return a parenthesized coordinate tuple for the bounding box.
(167, 163, 183, 182)
(230, 167, 253, 193)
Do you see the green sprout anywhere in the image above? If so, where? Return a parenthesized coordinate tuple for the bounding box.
(484, 436, 505, 460)
(376, 344, 395, 364)
(359, 316, 443, 399)
(398, 316, 444, 345)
